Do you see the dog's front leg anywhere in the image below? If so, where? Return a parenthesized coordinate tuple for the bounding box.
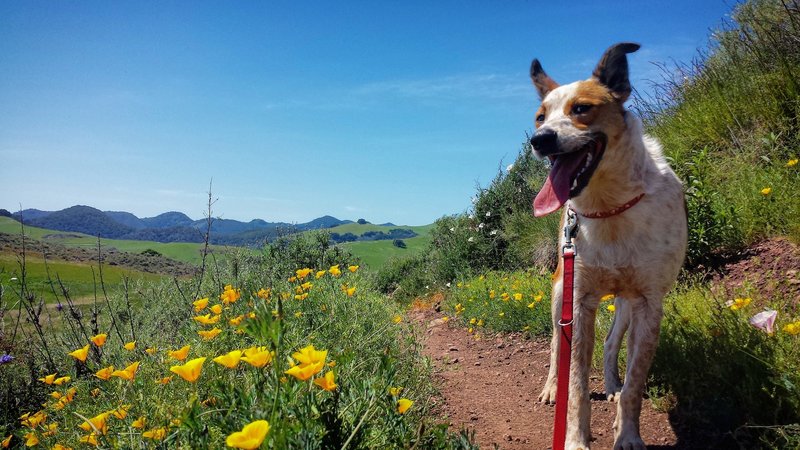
(603, 298, 630, 401)
(613, 297, 663, 450)
(539, 278, 562, 404)
(566, 300, 597, 450)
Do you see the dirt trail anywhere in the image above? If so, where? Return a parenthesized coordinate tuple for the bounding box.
(411, 306, 680, 450)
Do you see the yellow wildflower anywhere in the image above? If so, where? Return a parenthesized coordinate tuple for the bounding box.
(24, 432, 38, 447)
(397, 398, 413, 414)
(111, 404, 131, 419)
(123, 341, 136, 351)
(198, 327, 222, 341)
(782, 321, 800, 335)
(90, 388, 100, 398)
(111, 361, 140, 381)
(315, 270, 326, 279)
(79, 434, 98, 446)
(156, 376, 173, 385)
(392, 315, 402, 324)
(729, 297, 752, 310)
(95, 366, 115, 381)
(193, 297, 209, 311)
(294, 293, 308, 301)
(285, 345, 327, 381)
(43, 422, 58, 437)
(145, 347, 157, 355)
(313, 371, 337, 391)
(601, 294, 615, 301)
(50, 391, 62, 399)
(787, 158, 798, 167)
(194, 313, 220, 325)
(607, 304, 616, 313)
(489, 290, 496, 299)
(329, 265, 341, 277)
(346, 287, 356, 297)
(241, 347, 274, 368)
(170, 357, 206, 382)
(53, 376, 70, 385)
(38, 373, 57, 385)
(131, 416, 146, 429)
(79, 412, 110, 435)
(226, 420, 270, 450)
(68, 344, 89, 362)
(220, 285, 241, 305)
(348, 265, 359, 273)
(168, 345, 191, 361)
(2, 435, 11, 448)
(142, 427, 166, 441)
(213, 350, 243, 369)
(256, 288, 271, 300)
(229, 315, 244, 326)
(296, 268, 313, 280)
(389, 386, 403, 397)
(761, 187, 772, 196)
(210, 304, 223, 315)
(513, 293, 523, 301)
(90, 333, 108, 347)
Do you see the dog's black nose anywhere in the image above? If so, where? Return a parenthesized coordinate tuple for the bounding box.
(530, 129, 558, 155)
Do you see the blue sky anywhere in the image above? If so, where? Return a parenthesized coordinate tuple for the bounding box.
(0, 1, 736, 225)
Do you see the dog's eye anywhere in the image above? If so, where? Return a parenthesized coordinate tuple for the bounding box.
(535, 114, 545, 123)
(571, 104, 593, 115)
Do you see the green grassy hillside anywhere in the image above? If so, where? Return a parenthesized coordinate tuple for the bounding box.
(330, 223, 434, 268)
(0, 217, 211, 265)
(0, 254, 165, 304)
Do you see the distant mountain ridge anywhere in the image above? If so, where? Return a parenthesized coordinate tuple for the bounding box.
(11, 206, 355, 245)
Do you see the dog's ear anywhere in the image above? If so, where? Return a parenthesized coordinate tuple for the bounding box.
(530, 59, 558, 100)
(593, 42, 640, 102)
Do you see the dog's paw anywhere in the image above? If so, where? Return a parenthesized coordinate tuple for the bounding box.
(538, 377, 557, 404)
(605, 379, 623, 402)
(613, 432, 646, 450)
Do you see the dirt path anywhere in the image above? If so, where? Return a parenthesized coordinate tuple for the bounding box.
(411, 306, 680, 450)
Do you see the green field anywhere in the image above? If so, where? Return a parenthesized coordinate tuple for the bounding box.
(327, 222, 433, 235)
(0, 217, 435, 272)
(0, 253, 166, 304)
(330, 223, 433, 268)
(0, 217, 215, 265)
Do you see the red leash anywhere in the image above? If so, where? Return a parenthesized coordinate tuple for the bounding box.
(553, 209, 578, 450)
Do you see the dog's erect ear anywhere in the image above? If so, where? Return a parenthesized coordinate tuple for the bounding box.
(530, 59, 559, 100)
(592, 42, 640, 102)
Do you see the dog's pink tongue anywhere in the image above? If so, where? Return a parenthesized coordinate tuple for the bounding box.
(533, 154, 583, 217)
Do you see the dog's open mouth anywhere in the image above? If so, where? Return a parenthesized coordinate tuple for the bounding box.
(533, 134, 607, 217)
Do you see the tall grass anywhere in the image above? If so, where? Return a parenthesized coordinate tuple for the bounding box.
(0, 232, 476, 448)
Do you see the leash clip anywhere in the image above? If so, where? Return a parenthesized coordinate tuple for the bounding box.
(562, 208, 578, 256)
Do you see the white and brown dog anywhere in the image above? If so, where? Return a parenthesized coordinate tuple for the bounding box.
(529, 43, 687, 449)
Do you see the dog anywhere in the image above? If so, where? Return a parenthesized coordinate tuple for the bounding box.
(528, 43, 687, 450)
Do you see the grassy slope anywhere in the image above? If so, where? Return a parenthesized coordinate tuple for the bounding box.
(332, 223, 434, 268)
(0, 217, 211, 265)
(0, 253, 165, 304)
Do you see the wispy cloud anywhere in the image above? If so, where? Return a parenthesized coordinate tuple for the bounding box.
(353, 73, 530, 102)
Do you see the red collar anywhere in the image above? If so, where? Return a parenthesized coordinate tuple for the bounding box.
(570, 193, 645, 219)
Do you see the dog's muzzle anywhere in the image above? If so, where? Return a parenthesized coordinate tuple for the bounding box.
(530, 129, 558, 156)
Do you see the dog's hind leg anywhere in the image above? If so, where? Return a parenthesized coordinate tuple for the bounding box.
(603, 298, 630, 402)
(613, 296, 663, 450)
(538, 278, 562, 404)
